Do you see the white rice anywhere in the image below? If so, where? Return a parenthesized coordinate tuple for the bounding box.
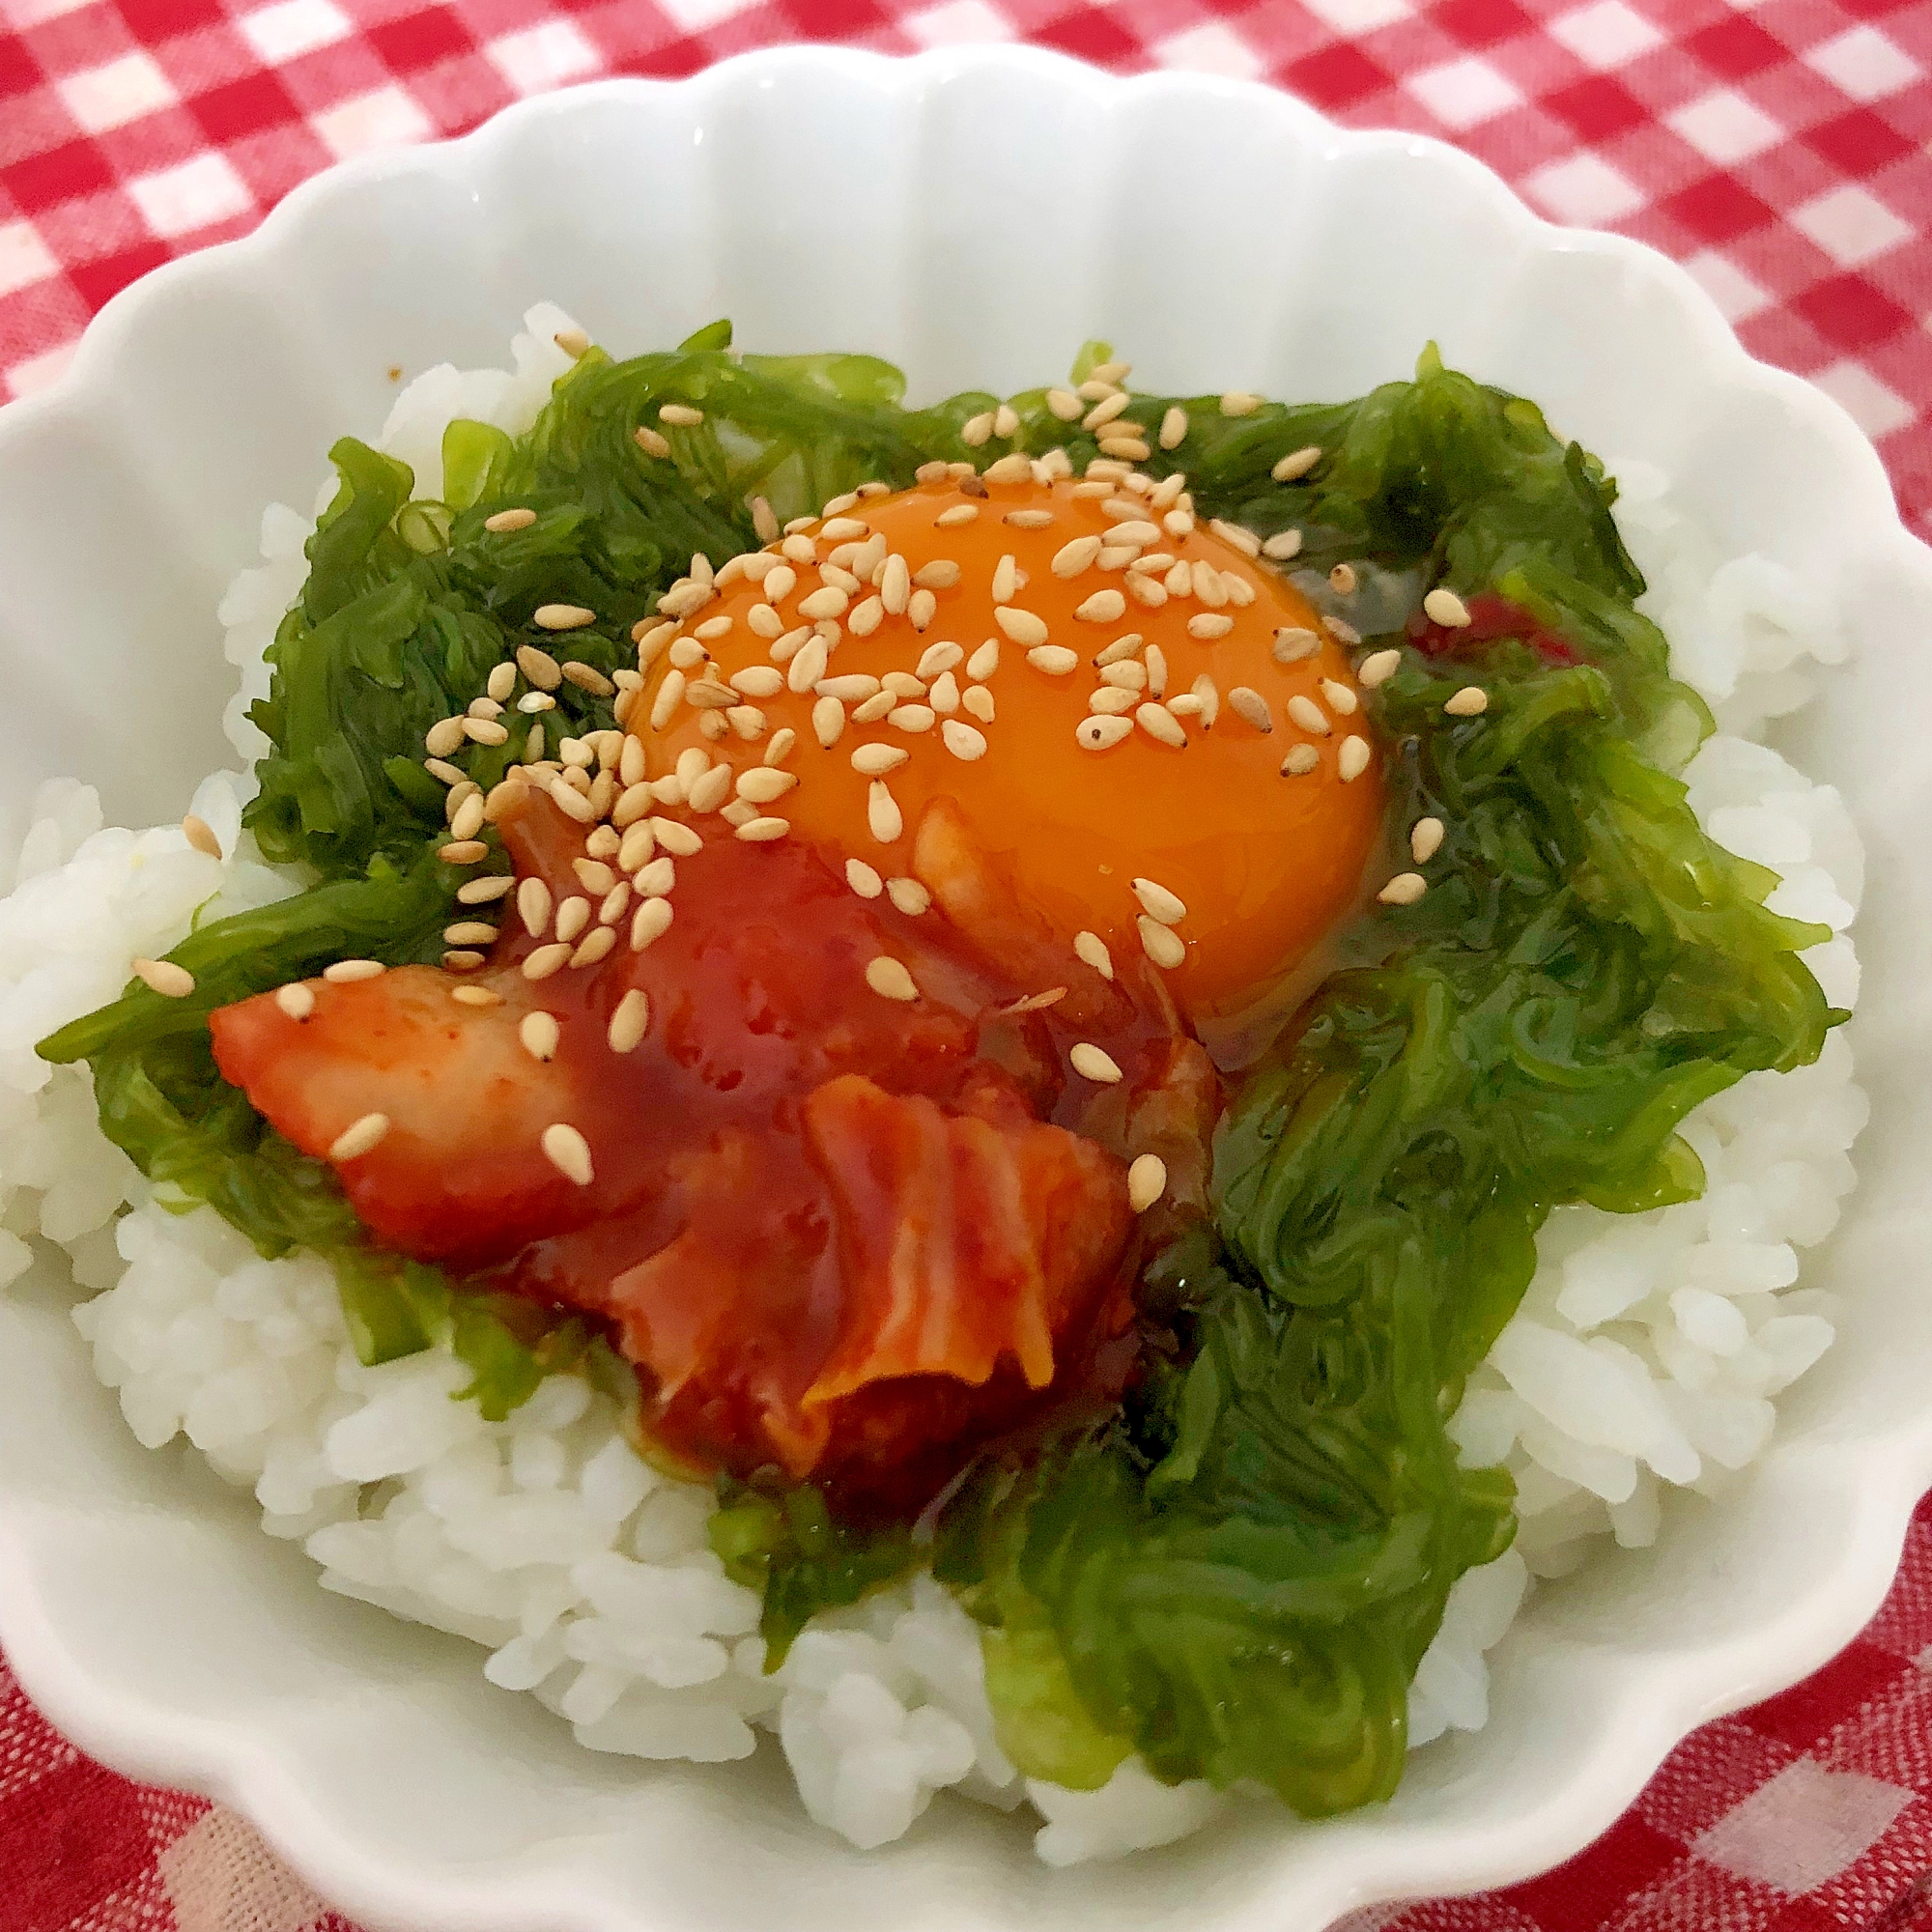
(0, 310, 1863, 1864)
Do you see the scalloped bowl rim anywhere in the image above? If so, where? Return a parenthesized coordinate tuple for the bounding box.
(0, 43, 1927, 1932)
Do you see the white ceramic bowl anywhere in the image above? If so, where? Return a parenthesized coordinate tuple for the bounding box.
(2, 44, 1930, 1932)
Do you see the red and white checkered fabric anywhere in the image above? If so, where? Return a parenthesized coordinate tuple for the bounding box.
(2, 1, 1928, 1926)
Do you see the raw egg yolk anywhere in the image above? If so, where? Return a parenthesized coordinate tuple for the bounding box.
(630, 471, 1383, 1025)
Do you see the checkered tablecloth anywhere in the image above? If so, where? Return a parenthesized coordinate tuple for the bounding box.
(2, 2, 1928, 1927)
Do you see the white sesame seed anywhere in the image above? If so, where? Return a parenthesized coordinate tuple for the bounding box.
(443, 921, 498, 948)
(867, 781, 903, 843)
(1046, 388, 1083, 421)
(645, 816, 701, 857)
(750, 497, 780, 543)
(1094, 633, 1144, 668)
(555, 896, 592, 946)
(1133, 878, 1187, 925)
(687, 765, 734, 813)
(1082, 392, 1132, 433)
(1228, 687, 1274, 733)
(843, 595, 882, 638)
(1027, 645, 1079, 677)
(515, 878, 552, 937)
(634, 425, 671, 459)
(634, 855, 676, 898)
(533, 604, 596, 632)
(1445, 687, 1490, 718)
(995, 607, 1049, 647)
(128, 958, 191, 1005)
(659, 404, 703, 427)
(1338, 736, 1372, 781)
(735, 816, 789, 843)
(1145, 643, 1168, 696)
(540, 1122, 594, 1185)
(1158, 406, 1188, 450)
(889, 703, 935, 734)
(1411, 818, 1446, 864)
(1098, 436, 1151, 462)
(1286, 694, 1332, 735)
(961, 412, 996, 446)
(840, 859, 883, 901)
(549, 777, 597, 823)
(608, 989, 649, 1054)
(1321, 679, 1360, 716)
(734, 767, 795, 806)
(1072, 930, 1113, 980)
(913, 560, 961, 590)
(931, 668, 962, 713)
(617, 822, 656, 875)
(966, 639, 1000, 681)
(1272, 445, 1321, 482)
(941, 719, 988, 761)
(907, 588, 938, 632)
(452, 984, 499, 1007)
(935, 504, 980, 530)
(983, 452, 1031, 485)
(962, 684, 996, 724)
(440, 839, 490, 866)
(1138, 916, 1186, 970)
(1073, 588, 1127, 625)
(1089, 687, 1137, 716)
(781, 534, 815, 565)
(886, 877, 931, 917)
(866, 955, 919, 1003)
(1069, 1041, 1123, 1083)
(1378, 872, 1427, 907)
(784, 637, 829, 696)
(1163, 510, 1194, 541)
(1186, 612, 1235, 640)
(1135, 703, 1187, 749)
(1078, 714, 1135, 751)
(763, 728, 796, 768)
(989, 553, 1019, 604)
(1329, 563, 1358, 597)
(1127, 1152, 1167, 1212)
(881, 672, 926, 700)
(522, 940, 570, 981)
(329, 1112, 390, 1161)
(811, 696, 847, 749)
(1423, 586, 1472, 628)
(1191, 674, 1220, 727)
(648, 669, 686, 732)
(797, 586, 846, 623)
(274, 981, 315, 1020)
(851, 743, 909, 777)
(321, 959, 384, 985)
(424, 758, 468, 786)
(1005, 509, 1056, 528)
(520, 1010, 560, 1063)
(630, 897, 673, 951)
(1098, 660, 1148, 690)
(1273, 628, 1321, 665)
(1262, 528, 1304, 560)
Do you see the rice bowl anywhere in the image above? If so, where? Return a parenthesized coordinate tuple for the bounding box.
(0, 52, 1922, 1932)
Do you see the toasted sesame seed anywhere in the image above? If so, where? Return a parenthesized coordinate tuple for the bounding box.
(941, 719, 988, 761)
(425, 757, 469, 785)
(1337, 736, 1372, 782)
(1127, 1152, 1167, 1213)
(467, 696, 504, 724)
(176, 811, 222, 861)
(866, 956, 918, 1003)
(424, 718, 467, 759)
(634, 425, 671, 459)
(1411, 817, 1445, 863)
(733, 767, 795, 806)
(1027, 645, 1079, 677)
(440, 838, 491, 866)
(1272, 445, 1321, 482)
(540, 1122, 594, 1185)
(484, 507, 538, 535)
(1135, 702, 1187, 749)
(1228, 687, 1274, 734)
(1133, 877, 1186, 925)
(1445, 686, 1490, 718)
(628, 897, 673, 952)
(913, 560, 961, 590)
(533, 604, 596, 632)
(907, 588, 938, 632)
(1078, 714, 1134, 751)
(634, 855, 675, 898)
(851, 743, 909, 777)
(659, 403, 704, 427)
(519, 1010, 560, 1063)
(735, 816, 789, 843)
(1069, 1042, 1122, 1084)
(1286, 694, 1331, 735)
(1158, 406, 1188, 450)
(329, 1112, 390, 1161)
(1219, 390, 1262, 417)
(1098, 436, 1151, 461)
(1262, 528, 1304, 560)
(274, 981, 315, 1020)
(1281, 745, 1320, 776)
(1072, 587, 1126, 625)
(867, 781, 903, 843)
(1378, 872, 1427, 906)
(963, 684, 996, 724)
(586, 816, 622, 855)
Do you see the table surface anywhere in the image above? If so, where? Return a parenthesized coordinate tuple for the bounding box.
(2, 2, 1928, 1928)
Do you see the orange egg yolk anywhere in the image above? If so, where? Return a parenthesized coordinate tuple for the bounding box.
(629, 470, 1384, 1027)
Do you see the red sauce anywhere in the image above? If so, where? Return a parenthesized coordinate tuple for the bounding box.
(210, 795, 1217, 1514)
